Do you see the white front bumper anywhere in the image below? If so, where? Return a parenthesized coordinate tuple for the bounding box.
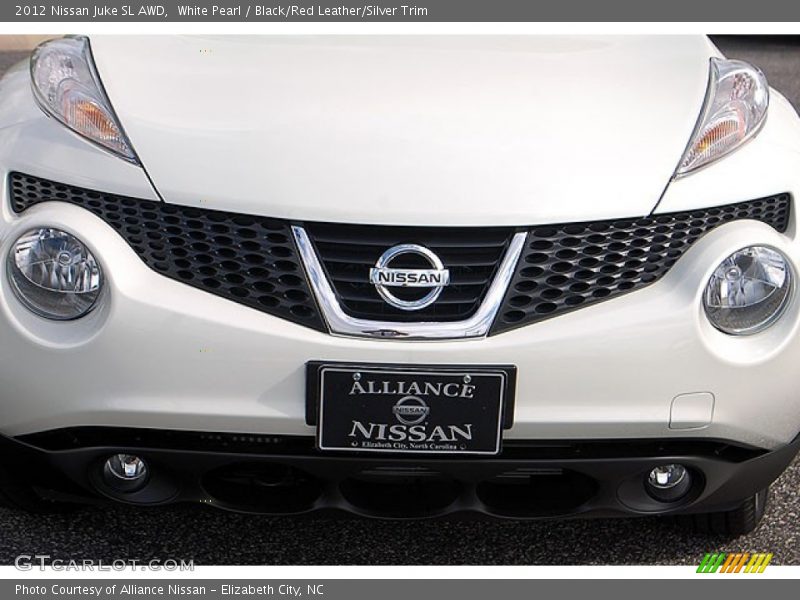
(2, 191, 800, 449)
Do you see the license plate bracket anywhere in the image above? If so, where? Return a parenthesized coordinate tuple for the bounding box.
(306, 362, 516, 455)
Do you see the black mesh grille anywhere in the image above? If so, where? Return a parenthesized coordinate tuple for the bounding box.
(8, 173, 791, 337)
(8, 172, 326, 332)
(304, 223, 514, 322)
(491, 194, 792, 334)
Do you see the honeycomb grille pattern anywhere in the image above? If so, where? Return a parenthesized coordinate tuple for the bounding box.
(491, 194, 792, 334)
(8, 173, 791, 337)
(304, 222, 513, 322)
(9, 173, 326, 332)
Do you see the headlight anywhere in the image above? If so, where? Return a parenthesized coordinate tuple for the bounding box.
(676, 58, 768, 177)
(704, 246, 792, 335)
(7, 228, 103, 320)
(30, 36, 138, 163)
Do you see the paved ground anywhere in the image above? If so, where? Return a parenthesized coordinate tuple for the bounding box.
(0, 36, 798, 566)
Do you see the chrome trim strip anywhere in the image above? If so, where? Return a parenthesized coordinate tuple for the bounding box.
(292, 226, 527, 340)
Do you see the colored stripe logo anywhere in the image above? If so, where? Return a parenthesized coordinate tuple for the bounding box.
(697, 552, 773, 573)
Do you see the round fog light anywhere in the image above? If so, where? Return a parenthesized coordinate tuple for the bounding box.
(704, 246, 792, 335)
(646, 464, 692, 502)
(103, 454, 148, 493)
(7, 227, 103, 320)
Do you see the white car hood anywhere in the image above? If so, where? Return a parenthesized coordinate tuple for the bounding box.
(91, 35, 714, 226)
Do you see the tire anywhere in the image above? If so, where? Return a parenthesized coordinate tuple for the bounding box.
(679, 488, 769, 536)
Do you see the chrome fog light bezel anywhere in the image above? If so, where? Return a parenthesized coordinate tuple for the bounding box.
(703, 245, 793, 336)
(102, 454, 149, 493)
(645, 464, 693, 503)
(6, 227, 104, 321)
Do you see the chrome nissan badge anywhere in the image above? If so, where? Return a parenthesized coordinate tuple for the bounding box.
(369, 244, 451, 311)
(392, 396, 430, 425)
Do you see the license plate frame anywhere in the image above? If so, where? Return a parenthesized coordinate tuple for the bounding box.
(306, 362, 516, 456)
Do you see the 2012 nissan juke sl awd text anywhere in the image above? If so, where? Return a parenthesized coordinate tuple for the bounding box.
(0, 35, 798, 534)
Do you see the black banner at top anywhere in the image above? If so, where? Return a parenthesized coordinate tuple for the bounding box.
(4, 0, 800, 22)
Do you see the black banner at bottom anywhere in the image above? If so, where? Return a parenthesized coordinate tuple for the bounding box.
(4, 579, 796, 600)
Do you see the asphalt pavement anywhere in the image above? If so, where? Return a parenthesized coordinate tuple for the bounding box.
(0, 36, 798, 566)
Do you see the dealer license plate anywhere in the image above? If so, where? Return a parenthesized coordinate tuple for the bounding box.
(308, 363, 515, 455)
